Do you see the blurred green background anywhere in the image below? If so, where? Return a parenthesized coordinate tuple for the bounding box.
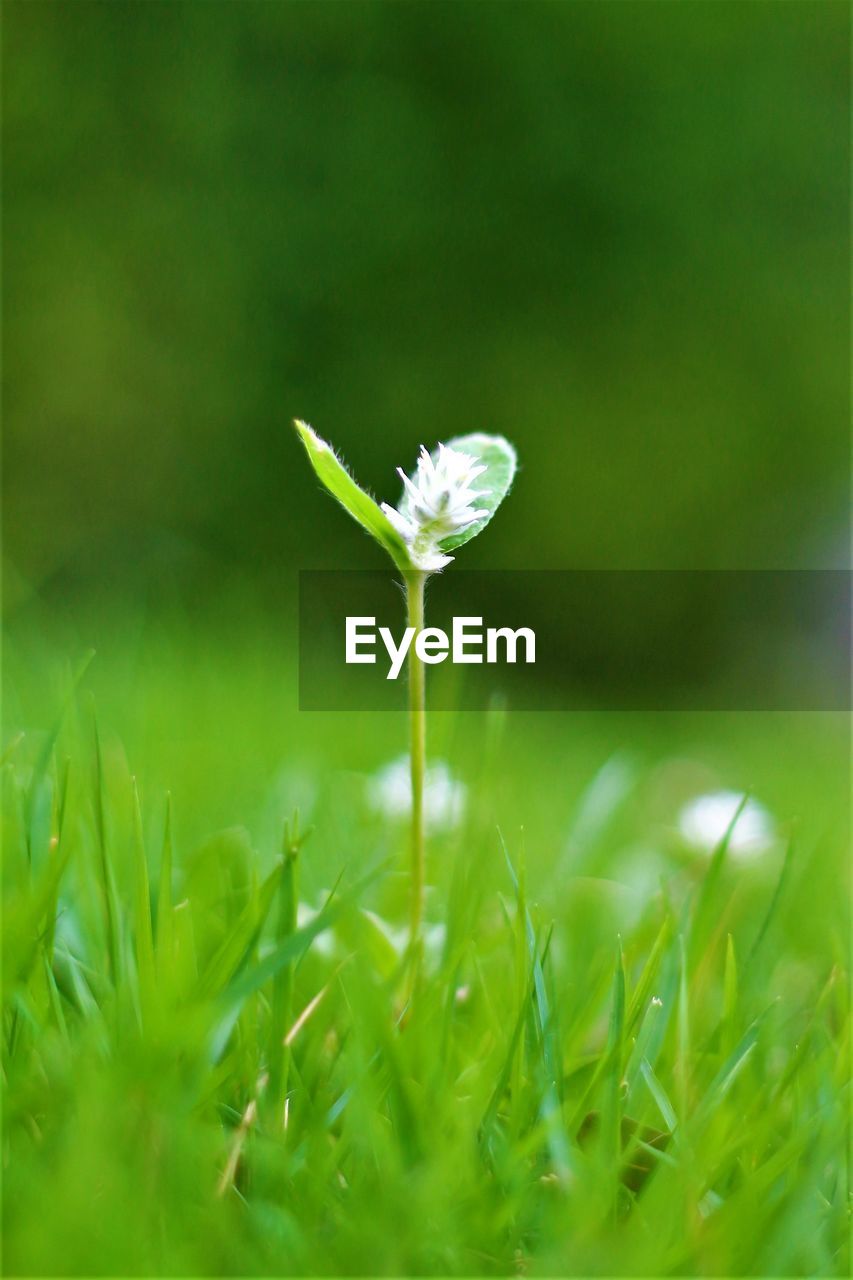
(3, 0, 849, 609)
(2, 0, 849, 820)
(3, 0, 849, 935)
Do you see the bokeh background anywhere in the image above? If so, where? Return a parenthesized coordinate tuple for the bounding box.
(2, 0, 849, 853)
(4, 0, 849, 603)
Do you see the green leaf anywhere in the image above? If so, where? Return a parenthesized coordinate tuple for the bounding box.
(2, 807, 74, 995)
(92, 709, 122, 986)
(744, 837, 794, 974)
(689, 791, 750, 963)
(596, 938, 627, 1176)
(131, 778, 156, 1020)
(294, 420, 413, 571)
(640, 1058, 678, 1134)
(720, 932, 738, 1061)
(499, 830, 578, 1178)
(626, 914, 672, 1036)
(695, 1008, 770, 1123)
(221, 861, 388, 1007)
(266, 817, 302, 1117)
(196, 863, 281, 1001)
(26, 648, 94, 864)
(436, 433, 517, 552)
(156, 794, 174, 982)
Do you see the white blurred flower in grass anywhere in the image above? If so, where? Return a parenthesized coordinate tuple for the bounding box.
(362, 909, 447, 969)
(294, 899, 446, 975)
(678, 789, 775, 860)
(367, 754, 466, 834)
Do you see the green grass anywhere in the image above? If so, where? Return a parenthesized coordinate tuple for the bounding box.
(2, 602, 849, 1277)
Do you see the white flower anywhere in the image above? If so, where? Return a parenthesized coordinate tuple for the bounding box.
(381, 442, 490, 572)
(678, 790, 775, 861)
(361, 909, 447, 968)
(367, 754, 466, 834)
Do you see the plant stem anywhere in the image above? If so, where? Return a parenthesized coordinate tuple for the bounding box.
(405, 570, 426, 953)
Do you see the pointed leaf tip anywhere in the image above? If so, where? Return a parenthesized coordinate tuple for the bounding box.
(293, 420, 413, 572)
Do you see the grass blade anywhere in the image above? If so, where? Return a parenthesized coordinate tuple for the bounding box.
(626, 914, 672, 1036)
(197, 863, 282, 1001)
(600, 938, 627, 1168)
(720, 932, 738, 1061)
(156, 793, 174, 981)
(744, 837, 794, 975)
(267, 816, 303, 1125)
(221, 861, 387, 1008)
(690, 791, 749, 963)
(640, 1058, 678, 1134)
(92, 711, 122, 985)
(131, 778, 156, 1020)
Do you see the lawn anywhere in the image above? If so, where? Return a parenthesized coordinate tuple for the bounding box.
(2, 591, 849, 1276)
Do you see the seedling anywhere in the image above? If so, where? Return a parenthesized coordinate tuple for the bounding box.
(294, 421, 517, 952)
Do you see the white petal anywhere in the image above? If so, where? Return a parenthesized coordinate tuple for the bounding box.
(399, 469, 424, 507)
(413, 546, 453, 571)
(381, 502, 416, 540)
(418, 445, 435, 478)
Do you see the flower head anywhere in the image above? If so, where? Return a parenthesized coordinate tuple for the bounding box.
(367, 754, 467, 834)
(677, 790, 775, 861)
(381, 442, 490, 571)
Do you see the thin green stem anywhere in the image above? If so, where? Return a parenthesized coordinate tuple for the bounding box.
(405, 571, 426, 953)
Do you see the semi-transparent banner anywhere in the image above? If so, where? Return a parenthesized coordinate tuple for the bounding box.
(298, 570, 850, 712)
